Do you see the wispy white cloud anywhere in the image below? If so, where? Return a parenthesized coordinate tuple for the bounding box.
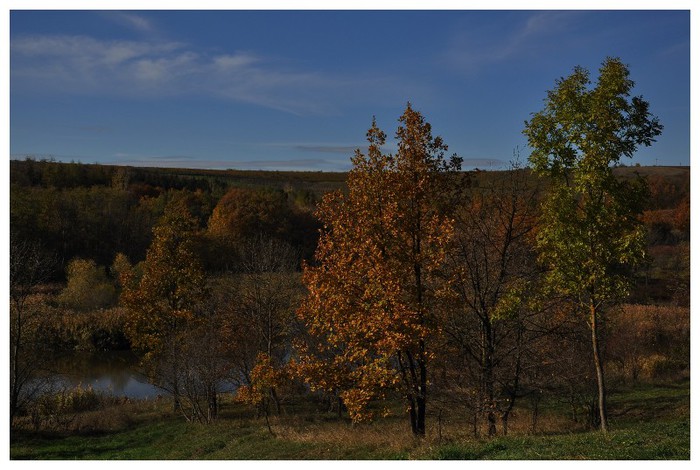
(214, 53, 259, 69)
(11, 35, 186, 94)
(657, 40, 690, 59)
(443, 11, 582, 75)
(102, 12, 156, 34)
(11, 34, 181, 62)
(10, 34, 415, 115)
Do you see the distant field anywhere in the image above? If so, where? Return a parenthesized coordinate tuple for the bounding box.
(106, 164, 692, 202)
(142, 166, 349, 192)
(12, 158, 689, 190)
(614, 165, 690, 176)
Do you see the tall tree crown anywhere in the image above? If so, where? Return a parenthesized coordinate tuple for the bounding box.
(523, 57, 661, 306)
(122, 199, 207, 353)
(296, 104, 458, 429)
(524, 57, 662, 178)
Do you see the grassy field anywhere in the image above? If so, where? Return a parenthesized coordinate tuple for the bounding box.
(10, 380, 689, 460)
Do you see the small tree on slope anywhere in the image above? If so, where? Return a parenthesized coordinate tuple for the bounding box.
(523, 57, 662, 432)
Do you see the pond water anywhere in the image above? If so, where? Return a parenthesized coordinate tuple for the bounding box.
(47, 351, 161, 399)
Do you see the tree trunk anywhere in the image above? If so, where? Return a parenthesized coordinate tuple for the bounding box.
(208, 388, 218, 422)
(482, 318, 497, 437)
(501, 413, 509, 436)
(530, 394, 540, 434)
(486, 407, 497, 437)
(408, 397, 418, 435)
(172, 364, 181, 412)
(263, 399, 275, 437)
(590, 303, 608, 433)
(500, 371, 522, 436)
(416, 341, 427, 437)
(400, 347, 426, 437)
(270, 387, 281, 415)
(412, 212, 427, 438)
(416, 395, 426, 436)
(10, 312, 21, 427)
(397, 351, 418, 436)
(501, 393, 518, 437)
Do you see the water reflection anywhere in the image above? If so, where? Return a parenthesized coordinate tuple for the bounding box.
(48, 351, 160, 399)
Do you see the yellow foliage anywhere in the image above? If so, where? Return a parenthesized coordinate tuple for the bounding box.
(235, 353, 288, 407)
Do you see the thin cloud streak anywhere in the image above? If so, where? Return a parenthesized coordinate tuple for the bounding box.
(294, 145, 359, 154)
(260, 141, 399, 156)
(443, 11, 582, 75)
(461, 158, 507, 169)
(105, 12, 156, 34)
(229, 159, 347, 170)
(11, 34, 417, 116)
(112, 155, 349, 171)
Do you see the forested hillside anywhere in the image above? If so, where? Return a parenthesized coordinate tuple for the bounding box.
(10, 157, 689, 288)
(10, 158, 346, 275)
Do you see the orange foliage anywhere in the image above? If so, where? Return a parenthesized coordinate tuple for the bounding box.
(641, 209, 675, 227)
(235, 353, 289, 408)
(207, 187, 289, 242)
(672, 194, 690, 233)
(295, 105, 459, 431)
(122, 199, 207, 357)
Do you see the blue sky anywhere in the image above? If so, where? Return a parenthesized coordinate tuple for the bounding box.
(9, 9, 691, 171)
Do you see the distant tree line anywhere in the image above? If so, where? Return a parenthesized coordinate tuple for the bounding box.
(10, 159, 324, 279)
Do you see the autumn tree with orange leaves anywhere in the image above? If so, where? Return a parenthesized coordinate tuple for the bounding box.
(122, 199, 208, 415)
(296, 104, 461, 436)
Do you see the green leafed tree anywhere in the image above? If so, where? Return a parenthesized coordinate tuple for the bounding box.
(523, 57, 662, 432)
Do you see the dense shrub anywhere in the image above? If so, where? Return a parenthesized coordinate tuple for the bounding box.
(36, 305, 130, 352)
(58, 258, 117, 311)
(28, 384, 118, 431)
(607, 304, 690, 383)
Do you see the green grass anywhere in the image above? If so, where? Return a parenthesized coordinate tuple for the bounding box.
(11, 417, 405, 460)
(430, 420, 688, 460)
(11, 380, 689, 460)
